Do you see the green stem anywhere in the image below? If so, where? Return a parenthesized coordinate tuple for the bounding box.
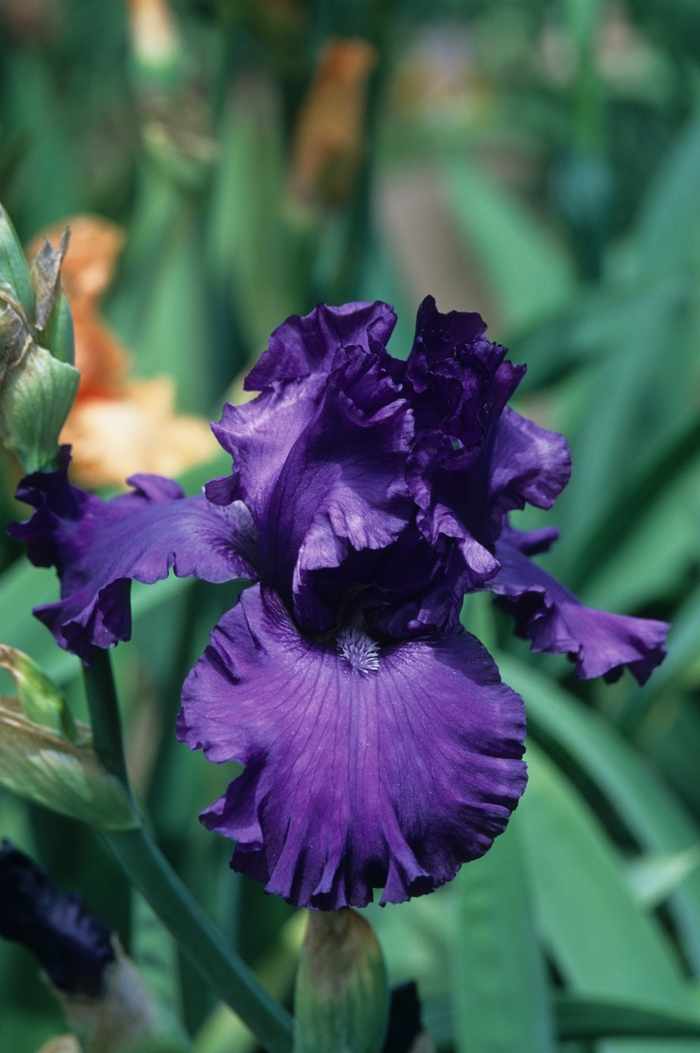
(82, 649, 294, 1053)
(104, 825, 294, 1053)
(83, 647, 130, 786)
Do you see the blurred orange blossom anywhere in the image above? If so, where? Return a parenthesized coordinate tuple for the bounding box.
(28, 216, 218, 489)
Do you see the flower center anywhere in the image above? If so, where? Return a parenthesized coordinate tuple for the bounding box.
(336, 627, 380, 675)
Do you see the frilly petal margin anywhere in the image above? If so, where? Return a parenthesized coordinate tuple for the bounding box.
(8, 450, 259, 662)
(244, 301, 398, 391)
(177, 584, 527, 910)
(211, 352, 414, 629)
(489, 532, 669, 684)
(488, 407, 571, 526)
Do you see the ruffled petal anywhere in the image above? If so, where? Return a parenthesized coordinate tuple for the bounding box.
(245, 301, 397, 390)
(405, 295, 523, 441)
(211, 353, 415, 627)
(488, 407, 571, 524)
(489, 533, 668, 684)
(208, 376, 326, 528)
(8, 451, 258, 661)
(177, 584, 527, 910)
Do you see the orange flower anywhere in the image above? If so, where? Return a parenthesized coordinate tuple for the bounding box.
(289, 39, 378, 208)
(28, 216, 218, 488)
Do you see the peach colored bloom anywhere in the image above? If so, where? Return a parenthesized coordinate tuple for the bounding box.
(289, 39, 378, 208)
(28, 216, 217, 488)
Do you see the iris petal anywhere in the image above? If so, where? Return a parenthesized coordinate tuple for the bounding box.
(211, 353, 414, 628)
(245, 301, 398, 390)
(490, 531, 669, 684)
(9, 451, 258, 661)
(177, 584, 527, 910)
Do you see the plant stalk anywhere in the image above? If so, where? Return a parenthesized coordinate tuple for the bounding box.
(105, 824, 294, 1053)
(82, 647, 294, 1053)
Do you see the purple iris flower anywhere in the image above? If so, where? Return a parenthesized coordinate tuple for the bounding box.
(0, 840, 114, 996)
(9, 297, 669, 910)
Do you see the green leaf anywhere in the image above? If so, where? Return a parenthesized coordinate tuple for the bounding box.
(616, 580, 700, 729)
(519, 744, 699, 1026)
(441, 155, 576, 335)
(131, 892, 184, 1015)
(0, 556, 80, 685)
(131, 892, 193, 1052)
(41, 286, 75, 365)
(206, 89, 295, 357)
(627, 107, 700, 279)
(0, 697, 138, 831)
(627, 847, 700, 908)
(450, 815, 556, 1053)
(555, 995, 700, 1040)
(547, 278, 691, 569)
(565, 408, 700, 592)
(0, 644, 76, 741)
(500, 654, 700, 973)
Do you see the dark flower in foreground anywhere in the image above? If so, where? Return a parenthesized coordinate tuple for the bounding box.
(383, 981, 433, 1053)
(0, 840, 114, 996)
(9, 298, 669, 909)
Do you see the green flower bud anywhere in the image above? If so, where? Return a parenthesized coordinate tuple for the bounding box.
(42, 287, 75, 365)
(0, 205, 35, 314)
(0, 341, 79, 474)
(293, 909, 389, 1053)
(0, 649, 138, 831)
(0, 208, 79, 474)
(30, 229, 70, 332)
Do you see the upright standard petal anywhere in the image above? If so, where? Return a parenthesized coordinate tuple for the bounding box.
(177, 585, 527, 910)
(487, 407, 571, 527)
(399, 299, 570, 587)
(212, 352, 415, 628)
(245, 301, 397, 390)
(9, 452, 259, 661)
(489, 529, 669, 684)
(404, 295, 522, 442)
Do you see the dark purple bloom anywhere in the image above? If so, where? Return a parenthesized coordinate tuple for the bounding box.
(0, 840, 114, 996)
(9, 297, 669, 909)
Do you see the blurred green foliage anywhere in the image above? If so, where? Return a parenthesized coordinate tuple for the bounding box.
(5, 0, 700, 1050)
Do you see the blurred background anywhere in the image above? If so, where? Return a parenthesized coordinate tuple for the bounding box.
(5, 0, 700, 1050)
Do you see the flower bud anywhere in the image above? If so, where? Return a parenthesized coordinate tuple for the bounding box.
(294, 909, 389, 1053)
(0, 205, 79, 474)
(0, 204, 35, 313)
(0, 649, 137, 831)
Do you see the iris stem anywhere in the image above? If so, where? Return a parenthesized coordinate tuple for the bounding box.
(104, 825, 294, 1053)
(82, 648, 294, 1053)
(83, 647, 130, 787)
